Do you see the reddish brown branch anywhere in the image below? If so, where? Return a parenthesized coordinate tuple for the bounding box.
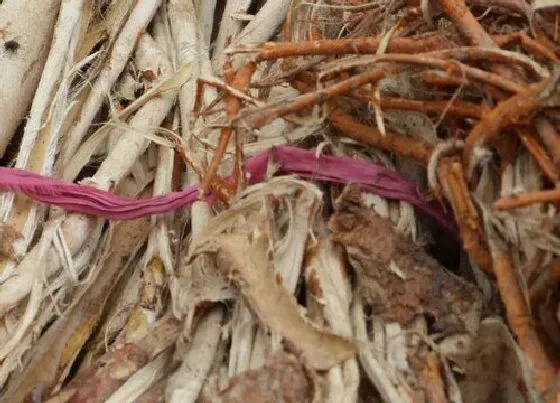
(493, 32, 560, 63)
(199, 61, 257, 197)
(435, 0, 527, 83)
(363, 95, 485, 119)
(241, 67, 395, 129)
(494, 188, 560, 210)
(438, 158, 494, 275)
(231, 35, 457, 60)
(463, 75, 558, 172)
(516, 128, 559, 183)
(489, 245, 558, 398)
(324, 53, 523, 93)
(530, 257, 560, 307)
(435, 0, 505, 48)
(328, 104, 434, 165)
(535, 117, 560, 170)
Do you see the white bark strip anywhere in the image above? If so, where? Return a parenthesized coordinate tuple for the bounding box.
(168, 0, 214, 234)
(11, 0, 84, 175)
(166, 307, 224, 403)
(194, 0, 217, 48)
(212, 0, 251, 73)
(351, 298, 412, 403)
(0, 0, 85, 264)
(61, 0, 161, 166)
(0, 0, 62, 157)
(230, 0, 291, 69)
(0, 33, 178, 315)
(106, 349, 173, 403)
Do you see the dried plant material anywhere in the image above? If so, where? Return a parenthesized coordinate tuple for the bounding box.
(195, 229, 357, 370)
(61, 0, 162, 165)
(0, 0, 62, 157)
(0, 223, 23, 261)
(212, 0, 252, 72)
(487, 239, 557, 399)
(412, 353, 448, 403)
(304, 237, 360, 403)
(329, 185, 482, 339)
(1, 217, 151, 402)
(533, 0, 560, 11)
(190, 178, 357, 370)
(132, 379, 166, 403)
(199, 352, 313, 403)
(1, 0, 560, 400)
(46, 316, 180, 403)
(464, 68, 560, 174)
(457, 318, 540, 403)
(351, 297, 414, 403)
(166, 306, 224, 402)
(105, 348, 174, 403)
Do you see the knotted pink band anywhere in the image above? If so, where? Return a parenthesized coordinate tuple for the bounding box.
(0, 146, 456, 234)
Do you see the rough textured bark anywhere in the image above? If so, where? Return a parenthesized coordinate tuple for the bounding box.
(0, 0, 62, 156)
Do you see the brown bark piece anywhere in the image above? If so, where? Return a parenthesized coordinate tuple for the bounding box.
(45, 316, 179, 403)
(199, 353, 313, 403)
(46, 343, 150, 403)
(211, 231, 358, 370)
(0, 223, 22, 261)
(329, 185, 482, 337)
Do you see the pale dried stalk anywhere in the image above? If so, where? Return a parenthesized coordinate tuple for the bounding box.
(0, 0, 62, 157)
(228, 182, 321, 374)
(305, 238, 360, 403)
(194, 0, 217, 48)
(235, 0, 292, 45)
(0, 0, 87, 290)
(212, 0, 252, 73)
(61, 0, 162, 166)
(228, 300, 260, 376)
(168, 0, 214, 295)
(82, 259, 143, 365)
(1, 217, 151, 402)
(0, 215, 94, 316)
(121, 151, 174, 344)
(1, 0, 85, 216)
(46, 316, 180, 403)
(121, 14, 180, 346)
(169, 0, 218, 168)
(169, 0, 203, 148)
(105, 348, 174, 403)
(167, 6, 223, 400)
(166, 307, 225, 403)
(351, 298, 413, 403)
(73, 0, 136, 72)
(168, 0, 214, 290)
(231, 0, 292, 69)
(0, 33, 177, 315)
(0, 218, 105, 390)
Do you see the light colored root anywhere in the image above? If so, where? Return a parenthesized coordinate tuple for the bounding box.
(61, 0, 162, 166)
(231, 0, 293, 69)
(166, 306, 224, 403)
(351, 297, 414, 403)
(212, 0, 252, 73)
(0, 0, 62, 157)
(0, 32, 177, 317)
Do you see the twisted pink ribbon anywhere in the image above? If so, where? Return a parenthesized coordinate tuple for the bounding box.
(0, 146, 456, 234)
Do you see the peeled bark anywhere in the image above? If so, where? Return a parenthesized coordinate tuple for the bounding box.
(0, 0, 62, 157)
